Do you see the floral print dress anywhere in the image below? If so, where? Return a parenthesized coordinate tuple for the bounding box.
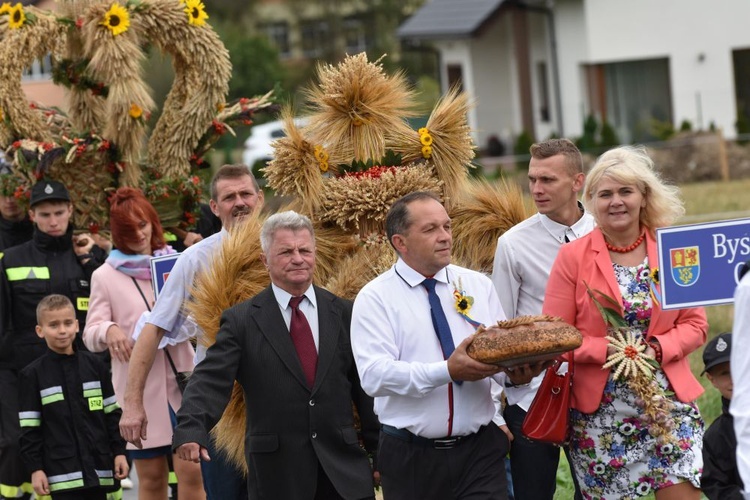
(568, 257, 704, 499)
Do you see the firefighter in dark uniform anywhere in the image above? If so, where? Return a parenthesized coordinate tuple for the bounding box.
(0, 180, 106, 499)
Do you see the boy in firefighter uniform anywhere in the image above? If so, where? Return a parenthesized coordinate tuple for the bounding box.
(18, 294, 127, 499)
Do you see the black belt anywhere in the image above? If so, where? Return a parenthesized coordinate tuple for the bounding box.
(381, 424, 469, 450)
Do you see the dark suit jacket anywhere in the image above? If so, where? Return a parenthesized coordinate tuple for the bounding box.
(173, 285, 378, 500)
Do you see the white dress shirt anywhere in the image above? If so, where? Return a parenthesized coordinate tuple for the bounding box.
(731, 272, 750, 499)
(149, 229, 227, 364)
(270, 283, 320, 350)
(351, 259, 507, 439)
(490, 210, 595, 411)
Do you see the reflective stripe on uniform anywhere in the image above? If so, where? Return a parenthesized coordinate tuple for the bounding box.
(107, 488, 124, 500)
(83, 381, 102, 398)
(47, 471, 85, 492)
(5, 266, 51, 281)
(40, 386, 64, 405)
(103, 395, 120, 414)
(96, 469, 115, 486)
(0, 482, 34, 498)
(18, 410, 41, 427)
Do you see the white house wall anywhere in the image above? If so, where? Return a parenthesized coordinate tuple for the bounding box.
(434, 40, 475, 139)
(527, 9, 555, 141)
(580, 0, 750, 137)
(552, 0, 589, 138)
(436, 23, 516, 152)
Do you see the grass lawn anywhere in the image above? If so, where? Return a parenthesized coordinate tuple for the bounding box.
(551, 178, 747, 499)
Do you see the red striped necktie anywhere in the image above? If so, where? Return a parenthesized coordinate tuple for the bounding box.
(289, 296, 317, 388)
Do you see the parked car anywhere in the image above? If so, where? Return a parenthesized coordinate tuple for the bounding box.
(242, 117, 309, 171)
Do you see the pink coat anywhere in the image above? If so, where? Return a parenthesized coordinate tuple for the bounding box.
(83, 263, 195, 450)
(542, 228, 707, 414)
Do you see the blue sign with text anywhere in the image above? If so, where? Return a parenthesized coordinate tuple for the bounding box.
(656, 218, 750, 309)
(150, 253, 181, 301)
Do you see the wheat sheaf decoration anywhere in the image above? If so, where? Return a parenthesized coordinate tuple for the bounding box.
(0, 0, 272, 231)
(266, 53, 480, 238)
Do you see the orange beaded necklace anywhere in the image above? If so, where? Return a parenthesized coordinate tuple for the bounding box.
(605, 232, 646, 253)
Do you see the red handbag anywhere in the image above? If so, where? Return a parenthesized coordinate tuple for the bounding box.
(521, 355, 573, 445)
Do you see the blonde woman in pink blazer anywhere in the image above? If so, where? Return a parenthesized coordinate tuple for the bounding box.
(543, 146, 707, 500)
(84, 188, 204, 500)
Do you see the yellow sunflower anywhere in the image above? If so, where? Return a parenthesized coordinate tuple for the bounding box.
(0, 3, 11, 15)
(8, 3, 26, 29)
(129, 103, 143, 119)
(649, 267, 659, 285)
(100, 3, 130, 36)
(184, 0, 208, 26)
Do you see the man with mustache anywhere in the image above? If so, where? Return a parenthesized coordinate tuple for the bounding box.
(120, 164, 263, 500)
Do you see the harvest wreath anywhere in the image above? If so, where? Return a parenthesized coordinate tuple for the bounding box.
(0, 0, 275, 230)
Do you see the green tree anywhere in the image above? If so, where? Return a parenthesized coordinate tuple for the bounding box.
(514, 130, 535, 158)
(576, 114, 598, 152)
(599, 121, 619, 148)
(216, 23, 287, 103)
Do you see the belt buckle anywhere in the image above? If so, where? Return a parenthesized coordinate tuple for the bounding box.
(433, 437, 460, 450)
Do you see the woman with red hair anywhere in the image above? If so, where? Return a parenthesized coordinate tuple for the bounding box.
(84, 187, 205, 500)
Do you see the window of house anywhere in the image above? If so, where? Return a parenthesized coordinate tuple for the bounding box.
(447, 64, 463, 91)
(589, 58, 672, 143)
(262, 21, 290, 58)
(343, 18, 368, 54)
(300, 20, 329, 58)
(733, 48, 750, 133)
(22, 54, 53, 81)
(537, 61, 550, 123)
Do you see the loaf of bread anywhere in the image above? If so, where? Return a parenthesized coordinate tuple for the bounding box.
(466, 315, 582, 367)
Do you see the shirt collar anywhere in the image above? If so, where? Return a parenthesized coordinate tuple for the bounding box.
(539, 201, 590, 243)
(271, 282, 317, 309)
(394, 258, 450, 288)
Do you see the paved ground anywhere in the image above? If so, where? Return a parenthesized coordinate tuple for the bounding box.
(121, 471, 139, 500)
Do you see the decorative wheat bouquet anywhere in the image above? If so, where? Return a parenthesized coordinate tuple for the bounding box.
(586, 283, 676, 445)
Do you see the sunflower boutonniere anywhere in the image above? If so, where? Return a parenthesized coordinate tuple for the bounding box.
(452, 278, 473, 314)
(452, 278, 482, 328)
(650, 267, 659, 285)
(648, 267, 661, 307)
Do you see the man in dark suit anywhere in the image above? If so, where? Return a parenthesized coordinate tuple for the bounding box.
(173, 210, 378, 500)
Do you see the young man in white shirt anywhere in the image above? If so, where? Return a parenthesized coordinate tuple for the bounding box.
(491, 138, 594, 499)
